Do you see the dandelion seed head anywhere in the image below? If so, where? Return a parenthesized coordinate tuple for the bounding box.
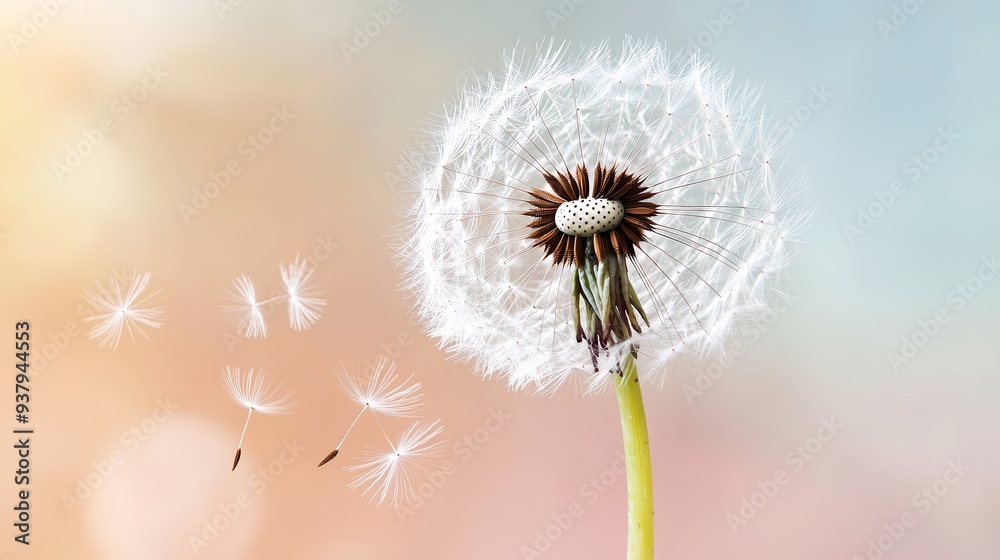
(399, 39, 810, 392)
(554, 197, 626, 236)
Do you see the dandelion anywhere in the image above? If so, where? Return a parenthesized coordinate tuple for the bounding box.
(344, 420, 447, 507)
(399, 39, 809, 558)
(222, 254, 326, 338)
(82, 270, 166, 350)
(223, 366, 296, 470)
(318, 358, 422, 467)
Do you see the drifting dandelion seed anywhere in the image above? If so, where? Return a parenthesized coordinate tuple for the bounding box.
(345, 419, 447, 507)
(317, 361, 445, 510)
(338, 358, 424, 417)
(82, 270, 166, 350)
(280, 257, 327, 331)
(318, 358, 422, 467)
(223, 366, 296, 470)
(224, 274, 267, 338)
(222, 254, 326, 338)
(399, 39, 809, 558)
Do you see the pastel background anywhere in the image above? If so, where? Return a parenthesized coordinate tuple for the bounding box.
(1, 1, 998, 559)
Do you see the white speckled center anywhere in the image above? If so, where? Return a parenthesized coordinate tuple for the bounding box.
(554, 198, 625, 237)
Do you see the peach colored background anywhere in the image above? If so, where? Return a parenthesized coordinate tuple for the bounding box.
(2, 1, 999, 559)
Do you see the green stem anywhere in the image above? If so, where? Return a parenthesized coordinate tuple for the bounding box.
(614, 351, 654, 559)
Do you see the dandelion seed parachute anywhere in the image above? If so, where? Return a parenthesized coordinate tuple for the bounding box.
(222, 367, 296, 470)
(222, 255, 326, 339)
(223, 367, 297, 414)
(318, 359, 424, 467)
(400, 39, 808, 392)
(280, 256, 326, 331)
(82, 270, 166, 351)
(223, 274, 267, 339)
(337, 358, 423, 417)
(344, 420, 447, 507)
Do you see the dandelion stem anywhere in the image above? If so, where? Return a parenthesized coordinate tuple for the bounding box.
(336, 404, 368, 451)
(371, 412, 397, 453)
(318, 406, 366, 467)
(614, 351, 654, 560)
(238, 407, 254, 449)
(256, 293, 291, 306)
